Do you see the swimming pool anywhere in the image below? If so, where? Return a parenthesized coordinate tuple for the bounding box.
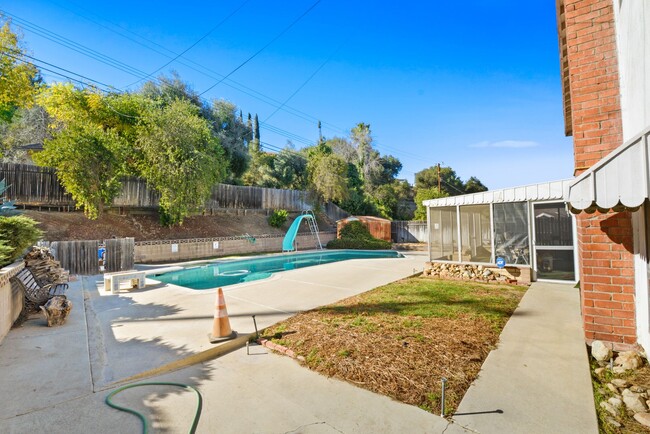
(152, 250, 403, 290)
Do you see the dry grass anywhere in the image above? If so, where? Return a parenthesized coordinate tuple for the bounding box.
(264, 277, 526, 414)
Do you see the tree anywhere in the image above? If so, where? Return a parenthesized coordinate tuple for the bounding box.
(310, 153, 349, 202)
(34, 84, 139, 218)
(267, 146, 307, 190)
(140, 72, 207, 115)
(0, 105, 51, 162)
(415, 166, 466, 196)
(210, 100, 251, 180)
(34, 121, 125, 219)
(414, 187, 447, 220)
(378, 155, 402, 184)
(350, 123, 382, 190)
(464, 176, 488, 193)
(253, 114, 260, 142)
(0, 20, 41, 122)
(306, 143, 349, 203)
(135, 99, 227, 225)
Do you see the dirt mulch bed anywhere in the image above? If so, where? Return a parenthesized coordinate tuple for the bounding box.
(263, 278, 525, 414)
(24, 210, 334, 242)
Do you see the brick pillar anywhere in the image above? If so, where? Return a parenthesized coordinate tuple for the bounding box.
(563, 0, 635, 349)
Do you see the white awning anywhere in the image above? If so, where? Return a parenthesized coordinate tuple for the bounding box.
(423, 179, 572, 208)
(567, 126, 650, 214)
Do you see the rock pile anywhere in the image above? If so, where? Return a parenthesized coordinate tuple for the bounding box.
(23, 247, 69, 285)
(423, 262, 519, 284)
(591, 340, 650, 429)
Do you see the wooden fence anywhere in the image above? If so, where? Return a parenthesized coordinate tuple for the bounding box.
(0, 162, 74, 206)
(50, 240, 100, 275)
(1, 162, 311, 211)
(391, 220, 428, 243)
(104, 238, 135, 272)
(47, 238, 135, 275)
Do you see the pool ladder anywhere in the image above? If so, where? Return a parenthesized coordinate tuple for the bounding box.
(303, 210, 323, 250)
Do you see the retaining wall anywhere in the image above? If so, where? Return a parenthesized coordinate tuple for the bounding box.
(0, 261, 25, 344)
(135, 232, 337, 263)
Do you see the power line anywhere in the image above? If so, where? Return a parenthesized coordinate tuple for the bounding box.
(123, 0, 253, 89)
(3, 8, 422, 170)
(3, 7, 351, 140)
(198, 0, 321, 96)
(46, 1, 349, 136)
(2, 11, 151, 81)
(263, 42, 342, 123)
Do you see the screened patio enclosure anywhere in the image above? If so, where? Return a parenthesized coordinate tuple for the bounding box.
(423, 179, 578, 282)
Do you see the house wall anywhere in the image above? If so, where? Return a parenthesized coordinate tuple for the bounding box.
(563, 0, 636, 349)
(0, 261, 25, 345)
(613, 0, 650, 352)
(613, 1, 650, 141)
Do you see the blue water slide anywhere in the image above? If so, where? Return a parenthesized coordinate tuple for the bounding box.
(282, 215, 309, 251)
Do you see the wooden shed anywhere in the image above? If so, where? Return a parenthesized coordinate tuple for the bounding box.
(337, 216, 392, 242)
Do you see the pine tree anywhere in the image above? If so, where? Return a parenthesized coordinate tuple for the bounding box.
(318, 120, 323, 144)
(254, 114, 260, 141)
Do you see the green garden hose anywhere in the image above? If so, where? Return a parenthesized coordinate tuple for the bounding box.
(105, 382, 203, 434)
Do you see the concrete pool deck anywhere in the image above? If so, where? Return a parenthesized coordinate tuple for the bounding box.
(86, 251, 428, 387)
(0, 251, 597, 433)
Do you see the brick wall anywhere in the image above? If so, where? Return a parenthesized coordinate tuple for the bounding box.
(578, 212, 636, 348)
(563, 0, 635, 349)
(564, 0, 623, 172)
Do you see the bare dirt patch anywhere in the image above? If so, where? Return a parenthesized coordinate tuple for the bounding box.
(24, 210, 334, 242)
(263, 277, 526, 415)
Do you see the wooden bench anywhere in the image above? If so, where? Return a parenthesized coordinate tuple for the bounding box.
(11, 268, 68, 307)
(104, 271, 146, 294)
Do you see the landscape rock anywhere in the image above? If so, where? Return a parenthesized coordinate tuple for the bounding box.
(622, 389, 648, 413)
(607, 417, 622, 428)
(615, 351, 643, 370)
(611, 379, 628, 388)
(608, 397, 623, 408)
(600, 401, 618, 417)
(613, 366, 626, 374)
(634, 412, 650, 428)
(607, 383, 619, 394)
(591, 340, 612, 362)
(594, 367, 605, 375)
(423, 262, 523, 284)
(631, 385, 647, 393)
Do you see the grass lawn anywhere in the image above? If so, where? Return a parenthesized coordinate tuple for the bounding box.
(263, 277, 526, 415)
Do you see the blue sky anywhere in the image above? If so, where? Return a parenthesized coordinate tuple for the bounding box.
(3, 1, 573, 189)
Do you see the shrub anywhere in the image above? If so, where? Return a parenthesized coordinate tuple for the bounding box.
(0, 215, 43, 266)
(327, 220, 392, 250)
(327, 238, 391, 250)
(268, 209, 289, 228)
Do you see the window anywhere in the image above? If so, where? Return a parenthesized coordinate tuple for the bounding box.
(429, 206, 458, 261)
(459, 205, 492, 263)
(494, 202, 530, 265)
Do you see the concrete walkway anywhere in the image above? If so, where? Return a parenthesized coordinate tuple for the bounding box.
(0, 254, 597, 433)
(453, 281, 598, 434)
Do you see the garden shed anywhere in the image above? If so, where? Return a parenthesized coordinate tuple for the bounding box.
(423, 179, 578, 282)
(337, 216, 392, 242)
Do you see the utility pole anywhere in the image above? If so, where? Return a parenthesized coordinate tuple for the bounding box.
(437, 163, 441, 192)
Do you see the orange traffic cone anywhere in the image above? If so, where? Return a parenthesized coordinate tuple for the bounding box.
(208, 287, 237, 343)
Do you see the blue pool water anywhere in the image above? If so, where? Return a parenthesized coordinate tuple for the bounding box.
(153, 250, 403, 290)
